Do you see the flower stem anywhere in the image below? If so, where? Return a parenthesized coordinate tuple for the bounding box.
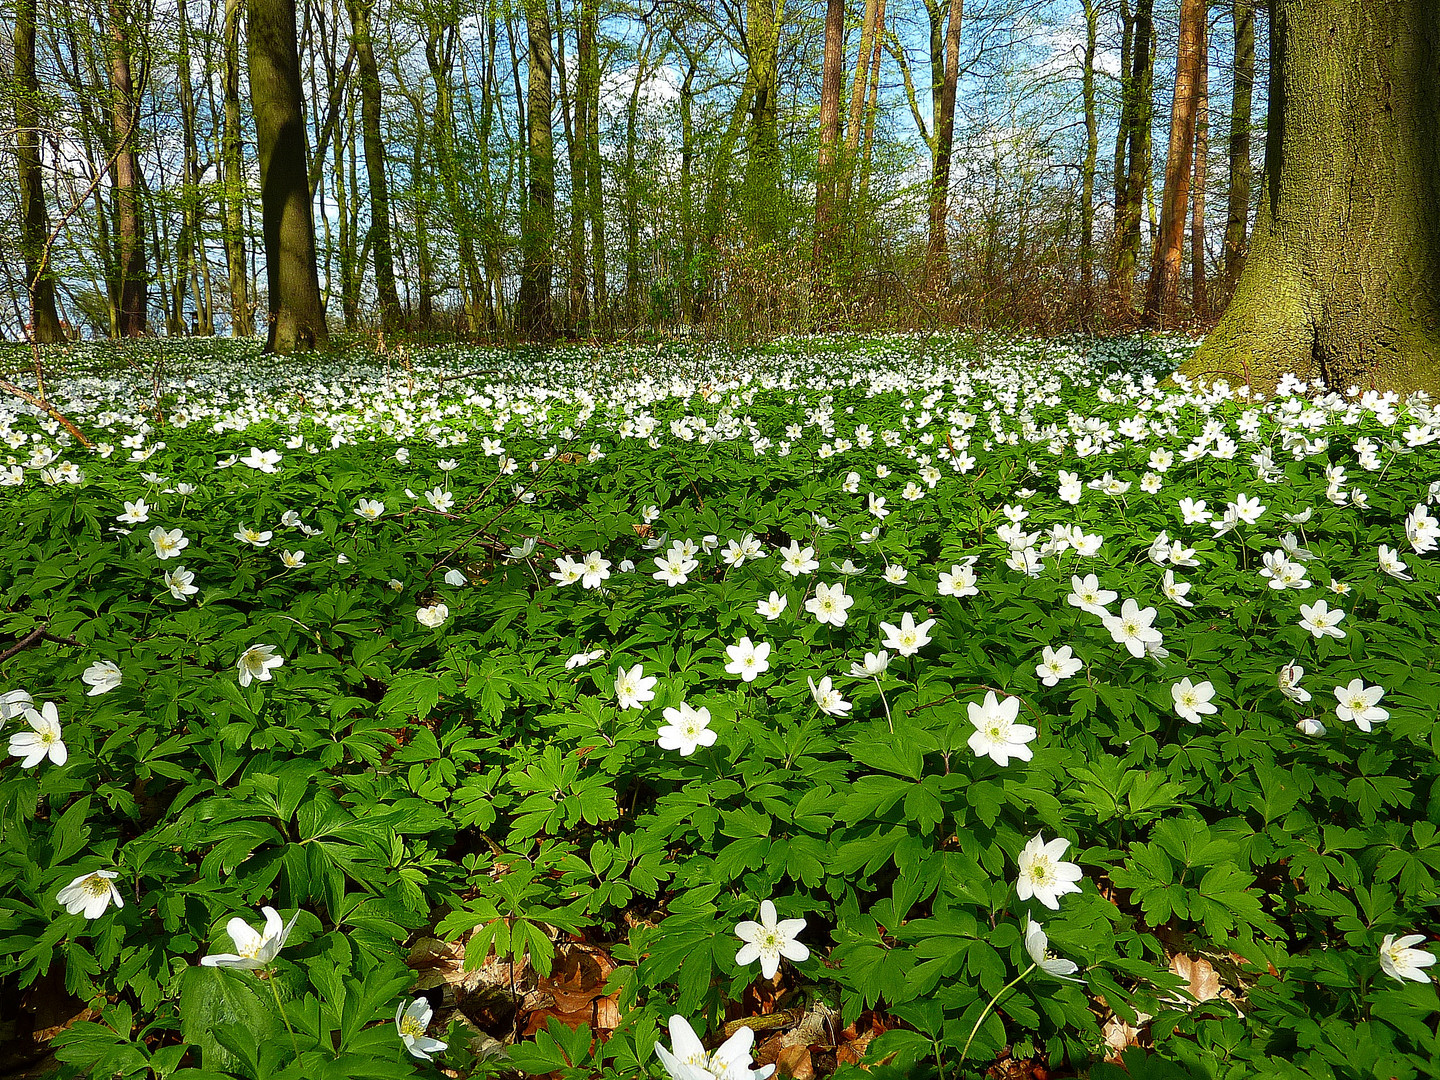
(266, 971, 299, 1058)
(959, 962, 1036, 1065)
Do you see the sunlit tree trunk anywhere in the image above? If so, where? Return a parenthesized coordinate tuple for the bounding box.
(222, 0, 253, 336)
(1079, 0, 1099, 325)
(926, 0, 963, 289)
(425, 26, 485, 333)
(343, 0, 401, 329)
(1188, 1, 1440, 394)
(108, 0, 147, 337)
(814, 0, 844, 273)
(578, 0, 605, 323)
(1190, 15, 1209, 319)
(518, 0, 554, 338)
(15, 0, 65, 343)
(1145, 0, 1205, 326)
(743, 0, 781, 244)
(856, 0, 884, 206)
(554, 0, 585, 328)
(249, 0, 329, 352)
(1220, 0, 1254, 299)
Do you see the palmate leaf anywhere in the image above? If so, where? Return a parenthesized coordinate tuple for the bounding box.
(178, 966, 275, 1074)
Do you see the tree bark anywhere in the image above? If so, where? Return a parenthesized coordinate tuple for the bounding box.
(1220, 0, 1255, 299)
(248, 0, 329, 352)
(15, 0, 66, 343)
(108, 0, 147, 337)
(1080, 0, 1100, 325)
(926, 0, 963, 289)
(813, 0, 844, 273)
(343, 0, 402, 329)
(1114, 0, 1153, 313)
(518, 0, 554, 338)
(1190, 14, 1209, 319)
(1187, 1, 1440, 394)
(578, 0, 605, 323)
(554, 0, 586, 328)
(222, 0, 253, 336)
(1145, 0, 1205, 326)
(743, 0, 781, 243)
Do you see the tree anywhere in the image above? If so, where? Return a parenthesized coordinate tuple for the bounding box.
(248, 0, 329, 352)
(1144, 0, 1205, 326)
(1188, 1, 1440, 393)
(518, 0, 554, 338)
(813, 0, 844, 272)
(108, 0, 147, 337)
(1113, 0, 1154, 313)
(926, 0, 963, 289)
(15, 0, 66, 343)
(222, 0, 254, 336)
(1219, 0, 1254, 299)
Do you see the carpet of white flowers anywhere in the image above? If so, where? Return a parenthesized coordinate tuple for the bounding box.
(1, 332, 1438, 1080)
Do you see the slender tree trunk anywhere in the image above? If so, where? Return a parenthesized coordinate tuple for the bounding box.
(1220, 0, 1255, 300)
(1190, 15, 1209, 319)
(814, 0, 844, 273)
(1188, 0, 1440, 394)
(844, 0, 881, 197)
(175, 0, 205, 334)
(622, 36, 653, 323)
(343, 0, 401, 329)
(249, 0, 329, 351)
(108, 0, 147, 337)
(743, 0, 781, 243)
(222, 0, 252, 335)
(579, 0, 605, 323)
(336, 87, 359, 329)
(927, 0, 963, 289)
(426, 27, 485, 333)
(1145, 0, 1205, 326)
(1080, 0, 1099, 326)
(679, 53, 696, 320)
(15, 0, 65, 343)
(856, 0, 885, 206)
(518, 0, 554, 338)
(1115, 0, 1154, 313)
(413, 120, 433, 325)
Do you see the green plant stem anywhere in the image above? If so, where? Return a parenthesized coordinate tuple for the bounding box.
(959, 962, 1036, 1065)
(265, 970, 299, 1057)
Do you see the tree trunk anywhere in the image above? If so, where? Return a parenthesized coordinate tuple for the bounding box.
(1220, 0, 1255, 300)
(856, 0, 885, 206)
(343, 0, 401, 329)
(249, 0, 329, 352)
(622, 38, 651, 324)
(426, 26, 485, 334)
(108, 0, 147, 337)
(1190, 15, 1209, 319)
(175, 0, 207, 334)
(926, 0, 963, 289)
(336, 87, 359, 329)
(222, 0, 253, 336)
(554, 0, 585, 328)
(518, 0, 554, 338)
(1115, 0, 1153, 313)
(814, 0, 844, 273)
(743, 0, 781, 244)
(579, 0, 605, 323)
(15, 0, 65, 343)
(1145, 0, 1205, 326)
(1187, 0, 1440, 394)
(1080, 0, 1099, 325)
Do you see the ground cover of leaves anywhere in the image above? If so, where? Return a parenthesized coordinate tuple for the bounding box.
(1, 331, 1438, 1080)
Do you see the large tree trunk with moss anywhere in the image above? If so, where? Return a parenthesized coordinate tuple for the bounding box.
(15, 0, 65, 344)
(108, 0, 147, 338)
(248, 0, 329, 353)
(1187, 1, 1440, 394)
(343, 0, 402, 331)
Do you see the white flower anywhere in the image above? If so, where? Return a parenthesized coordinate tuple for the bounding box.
(1278, 661, 1312, 703)
(1161, 570, 1194, 607)
(395, 998, 447, 1061)
(807, 676, 852, 718)
(1036, 645, 1082, 687)
(579, 551, 611, 589)
(615, 663, 658, 710)
(658, 702, 717, 756)
(443, 567, 467, 586)
(937, 562, 979, 597)
(550, 555, 583, 585)
(149, 526, 188, 560)
(81, 660, 122, 696)
(805, 582, 854, 627)
(234, 524, 272, 548)
(1231, 493, 1266, 524)
(867, 492, 890, 519)
(1178, 497, 1212, 525)
(654, 552, 699, 587)
(1023, 916, 1083, 982)
(878, 612, 935, 657)
(1378, 545, 1411, 581)
(0, 688, 34, 725)
(1296, 715, 1328, 737)
(417, 602, 450, 629)
(1379, 934, 1437, 984)
(9, 702, 66, 767)
(236, 644, 284, 687)
(1067, 574, 1116, 616)
(1015, 833, 1084, 910)
(163, 566, 198, 600)
(1101, 599, 1163, 658)
(849, 651, 890, 678)
(279, 550, 306, 569)
(199, 906, 300, 969)
(1333, 678, 1388, 732)
(565, 649, 604, 670)
(756, 591, 788, 620)
(56, 869, 124, 919)
(1299, 599, 1346, 639)
(882, 564, 909, 585)
(1171, 678, 1217, 724)
(778, 541, 819, 576)
(655, 1015, 775, 1080)
(424, 486, 454, 512)
(239, 447, 282, 473)
(355, 499, 385, 521)
(735, 900, 809, 979)
(724, 637, 772, 682)
(117, 499, 150, 524)
(967, 691, 1036, 766)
